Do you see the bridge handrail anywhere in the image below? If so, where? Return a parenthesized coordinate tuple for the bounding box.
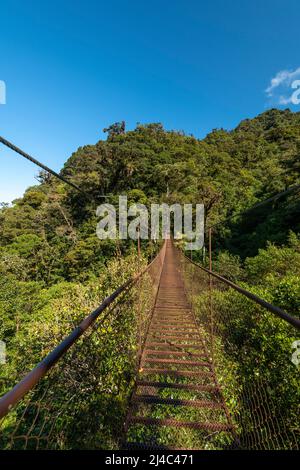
(0, 242, 166, 419)
(183, 254, 300, 330)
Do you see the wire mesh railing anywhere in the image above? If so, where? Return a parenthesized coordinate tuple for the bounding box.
(1, 238, 298, 450)
(0, 243, 166, 449)
(179, 249, 300, 450)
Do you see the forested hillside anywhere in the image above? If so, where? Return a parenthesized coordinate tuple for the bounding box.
(0, 108, 299, 448)
(1, 108, 300, 283)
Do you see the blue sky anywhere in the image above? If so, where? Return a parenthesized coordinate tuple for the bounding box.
(1, 0, 300, 202)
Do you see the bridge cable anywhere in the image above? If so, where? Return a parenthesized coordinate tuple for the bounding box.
(0, 136, 106, 202)
(207, 182, 300, 231)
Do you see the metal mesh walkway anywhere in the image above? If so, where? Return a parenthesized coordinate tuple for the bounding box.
(124, 240, 236, 450)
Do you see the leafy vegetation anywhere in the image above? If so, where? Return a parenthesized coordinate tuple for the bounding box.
(0, 108, 299, 448)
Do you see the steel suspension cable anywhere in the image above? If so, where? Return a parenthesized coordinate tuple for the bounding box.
(183, 254, 300, 330)
(0, 136, 106, 202)
(206, 183, 300, 232)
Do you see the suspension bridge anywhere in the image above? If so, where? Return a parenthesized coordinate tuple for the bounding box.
(0, 137, 299, 450)
(0, 237, 299, 450)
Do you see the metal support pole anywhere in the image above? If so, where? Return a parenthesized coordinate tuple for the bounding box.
(209, 228, 214, 361)
(137, 227, 142, 369)
(137, 227, 141, 258)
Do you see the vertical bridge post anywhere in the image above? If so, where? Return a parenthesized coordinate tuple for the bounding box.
(209, 228, 214, 362)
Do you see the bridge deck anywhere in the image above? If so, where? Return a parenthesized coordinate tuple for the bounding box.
(124, 240, 234, 450)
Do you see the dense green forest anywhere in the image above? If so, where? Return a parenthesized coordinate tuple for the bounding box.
(1, 108, 299, 309)
(0, 108, 299, 449)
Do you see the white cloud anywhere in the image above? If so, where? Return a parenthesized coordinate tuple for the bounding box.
(265, 67, 300, 105)
(278, 95, 293, 105)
